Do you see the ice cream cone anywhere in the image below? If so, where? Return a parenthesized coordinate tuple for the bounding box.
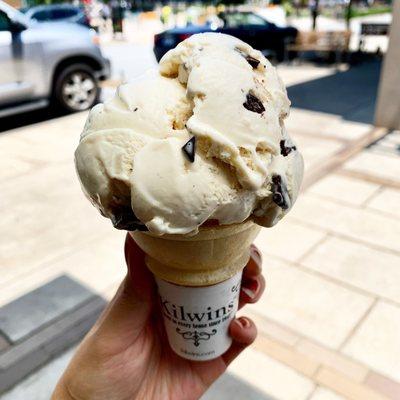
(130, 220, 261, 287)
(130, 221, 260, 361)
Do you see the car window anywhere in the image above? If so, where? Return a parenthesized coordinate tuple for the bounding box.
(0, 11, 11, 31)
(223, 13, 245, 28)
(31, 10, 52, 21)
(246, 14, 268, 26)
(224, 13, 267, 28)
(52, 8, 78, 19)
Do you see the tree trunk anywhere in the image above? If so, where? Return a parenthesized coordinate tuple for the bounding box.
(312, 0, 319, 31)
(346, 0, 354, 30)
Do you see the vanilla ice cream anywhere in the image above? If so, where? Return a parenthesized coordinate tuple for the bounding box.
(75, 33, 304, 235)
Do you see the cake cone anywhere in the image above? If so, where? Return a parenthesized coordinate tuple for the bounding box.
(130, 220, 260, 361)
(130, 220, 261, 286)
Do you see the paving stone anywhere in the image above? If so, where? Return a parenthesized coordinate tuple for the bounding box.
(0, 163, 114, 290)
(365, 371, 400, 400)
(285, 109, 340, 138)
(316, 368, 389, 400)
(0, 231, 125, 308)
(243, 312, 300, 347)
(0, 347, 75, 400)
(0, 336, 10, 353)
(0, 151, 38, 184)
(308, 174, 380, 206)
(290, 193, 400, 254)
(309, 387, 345, 400)
(0, 275, 93, 343)
(0, 295, 105, 394)
(253, 335, 319, 377)
(296, 339, 368, 382)
(278, 65, 336, 87)
(286, 109, 371, 141)
(368, 130, 400, 157)
(253, 258, 373, 349)
(0, 112, 85, 166)
(367, 188, 400, 220)
(290, 134, 344, 173)
(302, 236, 400, 304)
(343, 301, 400, 382)
(201, 373, 275, 400)
(343, 150, 400, 185)
(254, 220, 326, 263)
(228, 348, 315, 400)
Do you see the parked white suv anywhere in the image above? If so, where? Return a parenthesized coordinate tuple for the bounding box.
(0, 0, 110, 117)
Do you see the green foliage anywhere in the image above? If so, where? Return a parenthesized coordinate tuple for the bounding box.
(349, 6, 392, 18)
(282, 0, 294, 17)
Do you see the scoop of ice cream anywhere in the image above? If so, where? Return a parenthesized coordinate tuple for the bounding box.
(75, 33, 304, 235)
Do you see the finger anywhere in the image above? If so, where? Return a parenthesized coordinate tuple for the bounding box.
(239, 245, 265, 309)
(221, 317, 257, 366)
(239, 273, 266, 309)
(87, 236, 156, 352)
(91, 277, 152, 352)
(242, 245, 263, 279)
(125, 233, 157, 302)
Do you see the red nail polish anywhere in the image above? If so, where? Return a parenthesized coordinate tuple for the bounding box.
(238, 317, 251, 329)
(250, 246, 262, 265)
(241, 278, 259, 299)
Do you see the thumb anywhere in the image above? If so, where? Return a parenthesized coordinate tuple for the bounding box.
(90, 234, 157, 352)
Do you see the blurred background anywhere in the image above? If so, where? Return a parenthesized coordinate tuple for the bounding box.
(0, 0, 399, 398)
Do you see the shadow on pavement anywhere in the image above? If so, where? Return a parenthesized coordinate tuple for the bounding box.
(201, 373, 275, 400)
(0, 107, 63, 134)
(287, 60, 381, 125)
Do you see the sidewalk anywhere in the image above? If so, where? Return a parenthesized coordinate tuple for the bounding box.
(1, 62, 400, 400)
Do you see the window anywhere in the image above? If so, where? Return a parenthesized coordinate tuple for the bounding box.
(52, 8, 77, 19)
(224, 13, 267, 28)
(0, 11, 11, 31)
(31, 10, 52, 21)
(247, 14, 268, 26)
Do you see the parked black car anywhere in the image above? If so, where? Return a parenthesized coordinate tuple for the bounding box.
(20, 4, 91, 27)
(154, 11, 297, 62)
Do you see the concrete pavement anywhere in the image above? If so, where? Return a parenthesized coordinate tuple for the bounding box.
(1, 61, 400, 400)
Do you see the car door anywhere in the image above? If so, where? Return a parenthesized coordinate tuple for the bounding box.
(0, 10, 21, 105)
(218, 13, 245, 44)
(242, 14, 278, 53)
(0, 7, 47, 107)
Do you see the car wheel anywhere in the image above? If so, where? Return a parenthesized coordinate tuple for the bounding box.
(53, 64, 100, 112)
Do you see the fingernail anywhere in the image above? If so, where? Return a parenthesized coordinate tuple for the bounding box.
(237, 317, 251, 329)
(241, 278, 259, 299)
(250, 246, 262, 266)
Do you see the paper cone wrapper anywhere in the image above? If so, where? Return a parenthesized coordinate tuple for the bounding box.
(130, 221, 260, 361)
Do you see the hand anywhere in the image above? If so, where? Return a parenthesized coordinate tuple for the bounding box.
(52, 234, 265, 400)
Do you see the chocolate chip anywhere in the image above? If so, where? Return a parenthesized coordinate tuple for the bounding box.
(182, 136, 196, 163)
(245, 55, 260, 69)
(109, 204, 147, 231)
(133, 107, 138, 112)
(280, 140, 297, 157)
(273, 192, 284, 205)
(243, 93, 265, 114)
(272, 175, 282, 185)
(272, 175, 290, 210)
(235, 48, 260, 69)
